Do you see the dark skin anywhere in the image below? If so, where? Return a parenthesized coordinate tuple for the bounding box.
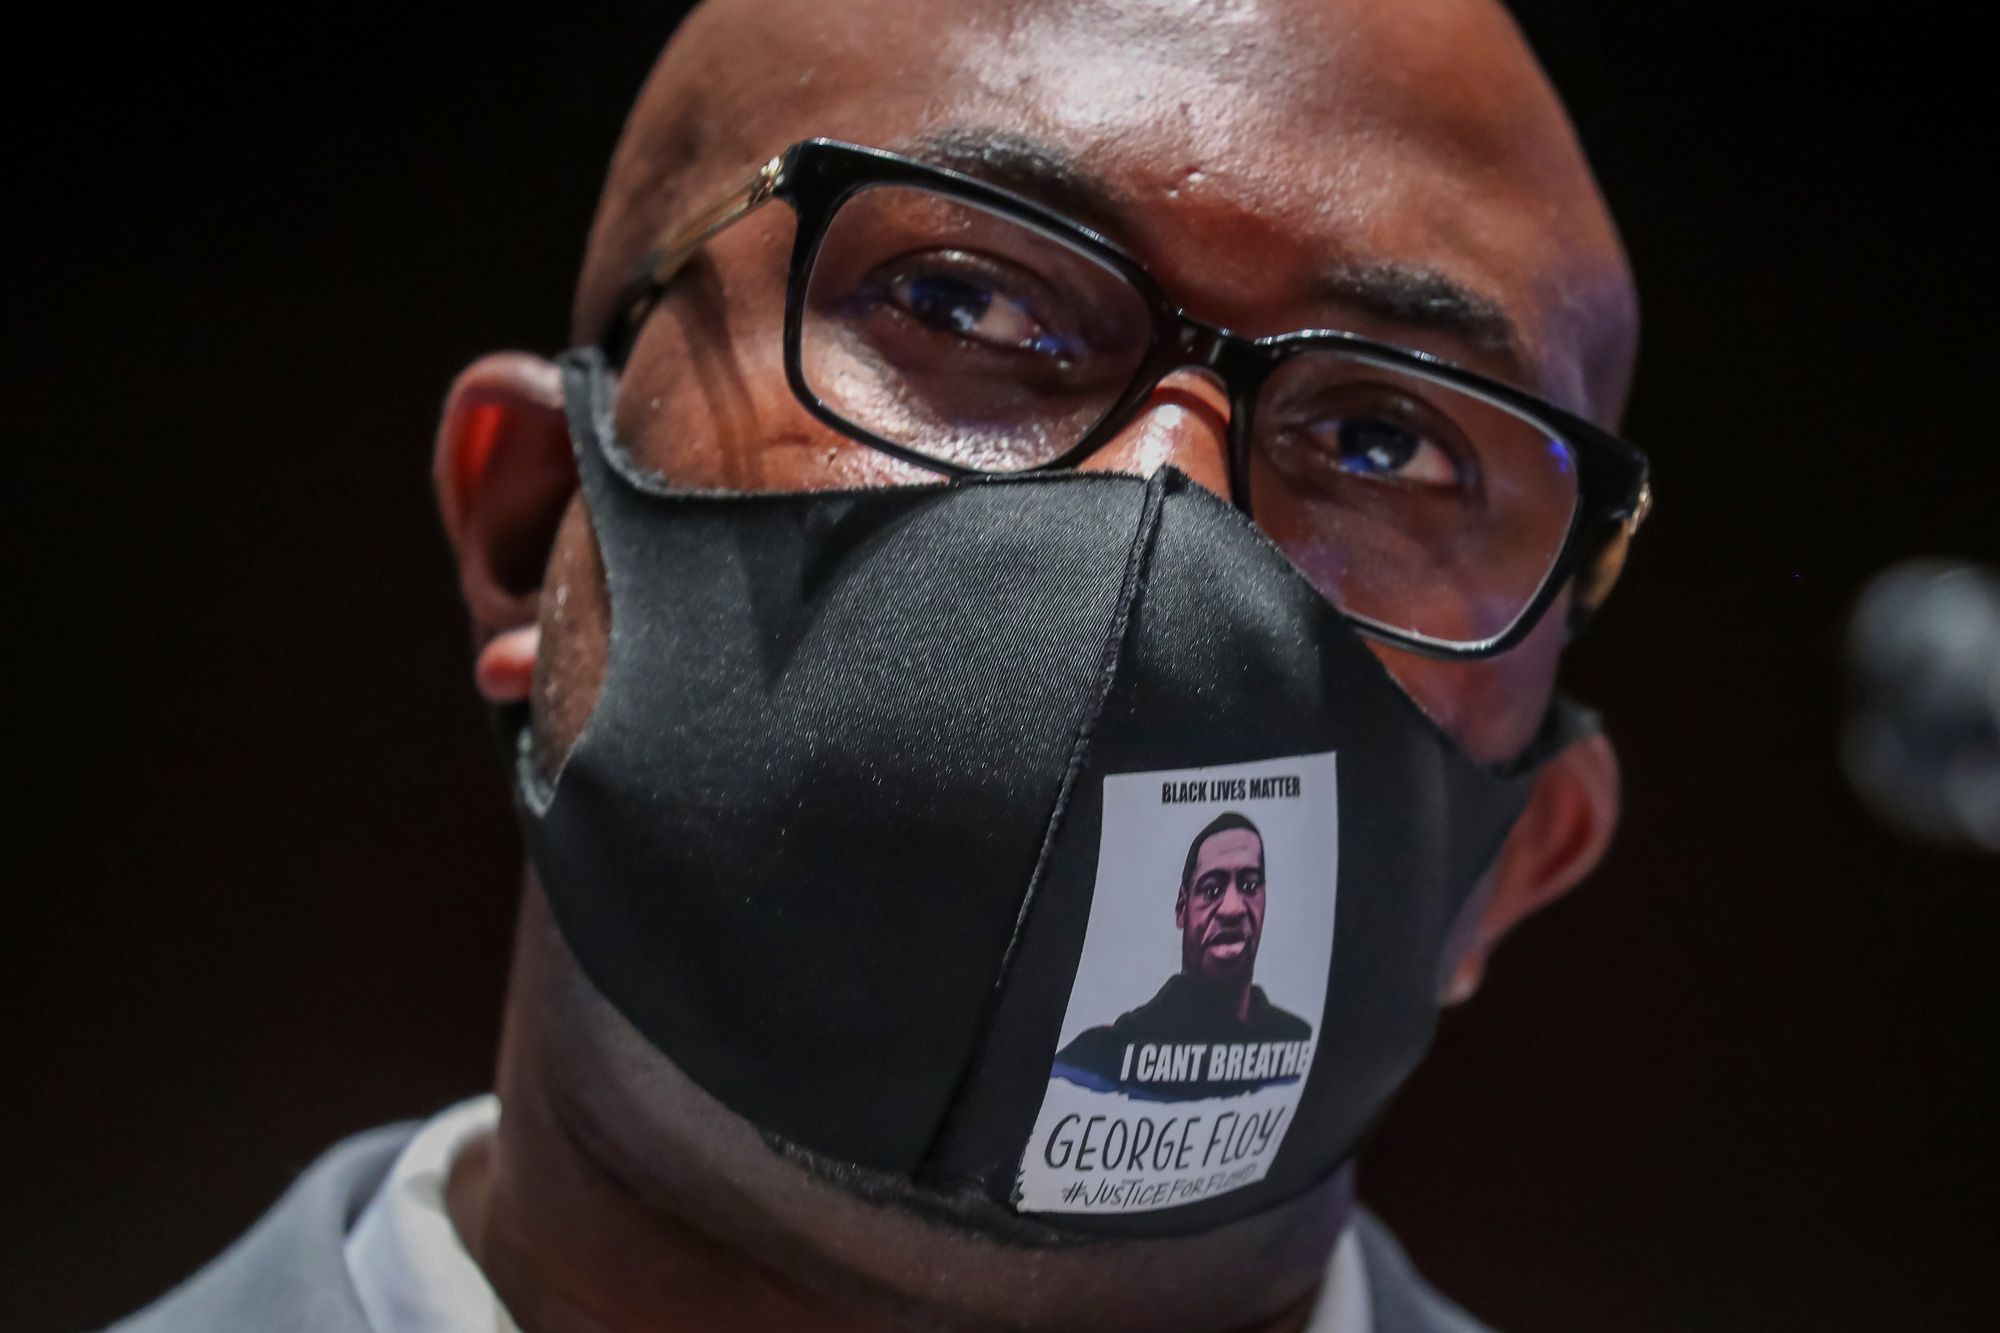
(433, 0, 1635, 1329)
(1178, 829, 1268, 1018)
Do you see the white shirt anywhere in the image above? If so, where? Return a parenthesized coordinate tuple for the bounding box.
(345, 1096, 1370, 1333)
(344, 1098, 520, 1333)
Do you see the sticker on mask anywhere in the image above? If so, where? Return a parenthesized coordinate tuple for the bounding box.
(1017, 752, 1338, 1214)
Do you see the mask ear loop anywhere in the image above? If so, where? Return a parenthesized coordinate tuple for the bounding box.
(487, 698, 533, 784)
(1492, 694, 1603, 781)
(508, 346, 653, 819)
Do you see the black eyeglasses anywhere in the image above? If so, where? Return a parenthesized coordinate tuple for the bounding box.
(600, 138, 1651, 660)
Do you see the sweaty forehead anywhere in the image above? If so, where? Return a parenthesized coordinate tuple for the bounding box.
(581, 0, 1635, 417)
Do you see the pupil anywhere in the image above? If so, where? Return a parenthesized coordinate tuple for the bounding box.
(1337, 417, 1418, 474)
(905, 275, 991, 334)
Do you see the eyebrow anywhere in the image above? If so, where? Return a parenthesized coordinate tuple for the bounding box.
(1305, 263, 1524, 363)
(903, 128, 1528, 370)
(903, 127, 1133, 241)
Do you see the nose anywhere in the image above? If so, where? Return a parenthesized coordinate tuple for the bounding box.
(1078, 368, 1233, 499)
(1216, 879, 1250, 919)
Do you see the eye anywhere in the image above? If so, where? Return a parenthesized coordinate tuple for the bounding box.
(1259, 381, 1475, 495)
(889, 271, 1065, 354)
(879, 251, 1076, 357)
(1329, 416, 1459, 486)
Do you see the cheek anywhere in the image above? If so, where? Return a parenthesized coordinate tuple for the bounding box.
(612, 241, 793, 489)
(1365, 586, 1568, 765)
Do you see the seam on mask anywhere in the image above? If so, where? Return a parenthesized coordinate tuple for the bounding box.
(1000, 467, 1168, 996)
(915, 465, 1171, 1177)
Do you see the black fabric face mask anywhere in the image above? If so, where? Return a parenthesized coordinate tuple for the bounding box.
(517, 347, 1594, 1237)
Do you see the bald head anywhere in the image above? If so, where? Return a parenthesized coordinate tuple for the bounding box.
(577, 0, 1635, 423)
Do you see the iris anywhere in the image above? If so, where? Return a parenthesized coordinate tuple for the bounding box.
(905, 273, 991, 335)
(1337, 417, 1421, 475)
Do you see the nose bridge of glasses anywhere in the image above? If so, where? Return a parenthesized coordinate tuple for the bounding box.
(1171, 316, 1244, 373)
(1154, 322, 1269, 487)
(1165, 318, 1274, 394)
(1160, 317, 1267, 423)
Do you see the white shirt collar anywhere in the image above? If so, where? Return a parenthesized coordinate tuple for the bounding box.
(1309, 1222, 1374, 1333)
(344, 1096, 520, 1333)
(344, 1095, 1369, 1333)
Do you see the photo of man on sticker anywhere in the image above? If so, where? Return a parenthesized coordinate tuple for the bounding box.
(1018, 753, 1339, 1216)
(1054, 813, 1315, 1101)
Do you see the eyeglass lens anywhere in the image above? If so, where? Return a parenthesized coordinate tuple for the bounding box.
(1246, 352, 1578, 646)
(800, 185, 1152, 473)
(647, 179, 1581, 649)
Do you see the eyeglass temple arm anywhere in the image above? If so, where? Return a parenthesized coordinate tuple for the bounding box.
(598, 153, 789, 359)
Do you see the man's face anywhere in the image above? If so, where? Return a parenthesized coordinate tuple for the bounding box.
(1178, 828, 1267, 983)
(456, 2, 1636, 1325)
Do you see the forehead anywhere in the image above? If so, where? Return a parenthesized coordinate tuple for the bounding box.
(611, 0, 1632, 412)
(1195, 829, 1264, 872)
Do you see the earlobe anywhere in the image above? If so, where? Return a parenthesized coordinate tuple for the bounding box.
(434, 353, 576, 651)
(476, 625, 542, 705)
(1443, 731, 1621, 1004)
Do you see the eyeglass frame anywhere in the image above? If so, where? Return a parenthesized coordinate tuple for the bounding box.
(598, 137, 1652, 661)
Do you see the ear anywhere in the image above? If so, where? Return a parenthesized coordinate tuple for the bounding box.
(1175, 890, 1189, 931)
(1442, 731, 1621, 1004)
(433, 353, 575, 702)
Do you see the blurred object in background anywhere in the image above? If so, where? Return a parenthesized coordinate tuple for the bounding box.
(1844, 560, 2000, 851)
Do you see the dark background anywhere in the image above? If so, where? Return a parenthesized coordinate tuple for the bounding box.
(6, 3, 1994, 1329)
